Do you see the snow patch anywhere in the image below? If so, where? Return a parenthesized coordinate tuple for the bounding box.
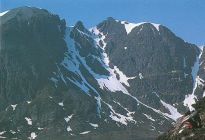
(152, 92, 182, 120)
(127, 94, 176, 121)
(0, 131, 6, 135)
(160, 100, 182, 121)
(198, 45, 204, 51)
(120, 21, 160, 34)
(11, 104, 17, 111)
(151, 23, 161, 31)
(25, 117, 32, 125)
(179, 129, 183, 134)
(184, 94, 197, 111)
(102, 100, 136, 125)
(191, 57, 201, 87)
(64, 114, 73, 123)
(89, 123, 98, 128)
(10, 130, 16, 134)
(29, 132, 37, 140)
(114, 66, 136, 86)
(27, 101, 31, 104)
(67, 126, 72, 132)
(0, 131, 9, 139)
(97, 75, 130, 94)
(37, 127, 44, 130)
(0, 10, 9, 16)
(184, 48, 203, 111)
(143, 113, 155, 122)
(139, 73, 144, 79)
(58, 102, 64, 107)
(196, 76, 204, 87)
(79, 131, 90, 135)
(123, 22, 140, 34)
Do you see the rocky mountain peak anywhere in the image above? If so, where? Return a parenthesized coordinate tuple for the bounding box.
(0, 6, 204, 140)
(106, 16, 116, 22)
(96, 17, 189, 43)
(0, 6, 51, 24)
(74, 21, 86, 31)
(0, 6, 67, 105)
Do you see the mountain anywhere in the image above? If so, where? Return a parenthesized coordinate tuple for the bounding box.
(91, 17, 201, 110)
(0, 7, 204, 140)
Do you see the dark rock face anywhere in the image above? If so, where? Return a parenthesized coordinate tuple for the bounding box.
(95, 17, 199, 107)
(0, 6, 67, 107)
(157, 48, 205, 140)
(0, 7, 203, 140)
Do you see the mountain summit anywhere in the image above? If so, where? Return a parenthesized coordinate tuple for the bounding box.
(0, 7, 204, 140)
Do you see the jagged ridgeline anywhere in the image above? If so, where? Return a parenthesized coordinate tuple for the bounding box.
(0, 6, 204, 140)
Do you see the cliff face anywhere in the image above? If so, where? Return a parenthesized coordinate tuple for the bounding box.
(157, 46, 205, 140)
(0, 7, 204, 140)
(0, 6, 66, 107)
(94, 17, 200, 107)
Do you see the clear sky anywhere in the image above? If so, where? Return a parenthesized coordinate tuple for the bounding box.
(1, 0, 205, 45)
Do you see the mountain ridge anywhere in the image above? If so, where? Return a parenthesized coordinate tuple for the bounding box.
(0, 7, 204, 140)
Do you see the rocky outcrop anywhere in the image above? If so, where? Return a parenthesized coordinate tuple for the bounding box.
(157, 97, 205, 140)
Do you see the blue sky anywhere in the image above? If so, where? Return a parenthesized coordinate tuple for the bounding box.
(1, 0, 205, 45)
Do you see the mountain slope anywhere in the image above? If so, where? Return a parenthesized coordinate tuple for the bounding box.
(0, 7, 203, 140)
(157, 46, 205, 140)
(157, 97, 205, 140)
(91, 17, 201, 115)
